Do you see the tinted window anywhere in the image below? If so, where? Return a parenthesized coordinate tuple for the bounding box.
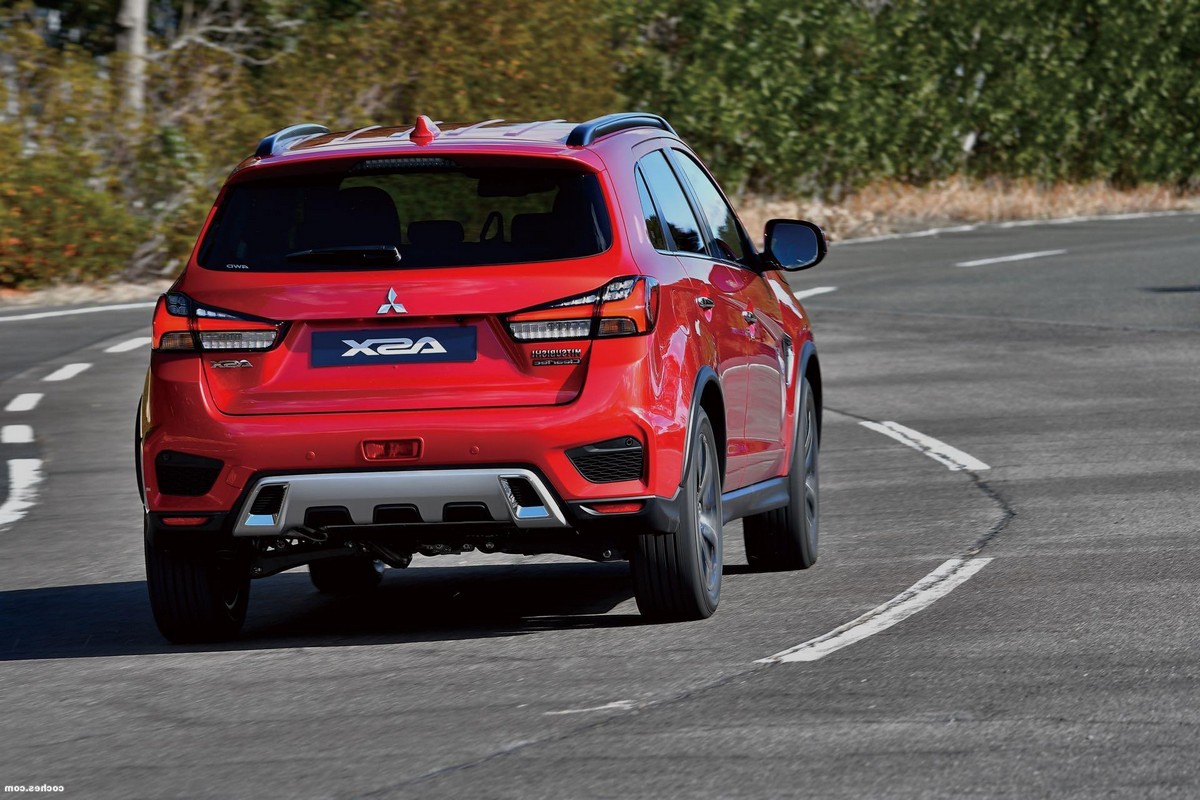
(198, 162, 612, 271)
(637, 151, 705, 255)
(673, 151, 747, 263)
(635, 168, 668, 251)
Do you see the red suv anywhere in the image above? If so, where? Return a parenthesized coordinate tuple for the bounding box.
(138, 113, 827, 642)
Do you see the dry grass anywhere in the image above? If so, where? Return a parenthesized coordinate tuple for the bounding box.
(737, 177, 1200, 244)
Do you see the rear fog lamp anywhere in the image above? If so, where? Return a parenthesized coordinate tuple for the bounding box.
(585, 501, 644, 515)
(363, 439, 422, 460)
(161, 516, 211, 527)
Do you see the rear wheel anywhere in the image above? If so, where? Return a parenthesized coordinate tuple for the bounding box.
(145, 524, 250, 643)
(308, 555, 385, 595)
(743, 380, 819, 571)
(631, 409, 723, 621)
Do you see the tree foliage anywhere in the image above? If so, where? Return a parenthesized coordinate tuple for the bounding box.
(1, 0, 1199, 288)
(616, 0, 1200, 195)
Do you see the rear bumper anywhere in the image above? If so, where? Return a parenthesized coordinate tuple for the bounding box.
(141, 350, 691, 516)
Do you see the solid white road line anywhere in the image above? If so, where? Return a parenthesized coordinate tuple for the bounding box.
(1, 425, 33, 444)
(4, 393, 42, 413)
(544, 700, 638, 715)
(758, 557, 993, 663)
(955, 249, 1067, 268)
(0, 301, 156, 323)
(43, 363, 92, 382)
(860, 421, 990, 472)
(793, 286, 838, 300)
(0, 458, 43, 529)
(103, 336, 152, 353)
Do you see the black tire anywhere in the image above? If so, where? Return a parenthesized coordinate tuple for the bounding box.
(743, 380, 819, 571)
(308, 555, 385, 595)
(145, 525, 250, 644)
(631, 409, 723, 621)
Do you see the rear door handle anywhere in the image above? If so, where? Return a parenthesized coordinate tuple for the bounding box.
(696, 297, 715, 310)
(742, 310, 758, 325)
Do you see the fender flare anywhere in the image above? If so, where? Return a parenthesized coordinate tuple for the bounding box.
(793, 339, 821, 449)
(679, 365, 722, 492)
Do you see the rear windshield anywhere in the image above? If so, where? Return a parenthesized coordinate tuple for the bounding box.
(197, 159, 612, 271)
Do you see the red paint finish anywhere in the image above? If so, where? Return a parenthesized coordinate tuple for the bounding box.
(140, 119, 818, 524)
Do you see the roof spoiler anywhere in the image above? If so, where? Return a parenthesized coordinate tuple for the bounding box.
(567, 113, 676, 147)
(255, 123, 330, 158)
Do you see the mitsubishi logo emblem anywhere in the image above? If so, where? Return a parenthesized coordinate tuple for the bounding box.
(376, 288, 408, 315)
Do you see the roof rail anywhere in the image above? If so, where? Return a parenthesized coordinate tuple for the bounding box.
(255, 123, 330, 158)
(566, 113, 676, 147)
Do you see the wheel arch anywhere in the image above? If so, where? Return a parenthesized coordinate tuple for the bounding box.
(682, 366, 725, 488)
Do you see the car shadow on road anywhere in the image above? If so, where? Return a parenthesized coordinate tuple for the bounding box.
(0, 561, 641, 661)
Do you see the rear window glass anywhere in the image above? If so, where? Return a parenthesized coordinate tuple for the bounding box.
(197, 160, 612, 271)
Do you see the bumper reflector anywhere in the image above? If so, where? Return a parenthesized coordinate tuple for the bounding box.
(363, 439, 422, 460)
(161, 516, 212, 527)
(585, 501, 644, 515)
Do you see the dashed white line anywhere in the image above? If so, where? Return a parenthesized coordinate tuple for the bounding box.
(0, 458, 43, 529)
(0, 301, 156, 323)
(103, 336, 152, 353)
(4, 393, 42, 412)
(544, 700, 637, 716)
(860, 421, 990, 472)
(836, 209, 1200, 246)
(758, 557, 993, 663)
(793, 286, 838, 300)
(955, 249, 1067, 268)
(43, 363, 92, 382)
(1, 425, 33, 444)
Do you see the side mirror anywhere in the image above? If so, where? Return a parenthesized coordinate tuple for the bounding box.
(763, 219, 827, 271)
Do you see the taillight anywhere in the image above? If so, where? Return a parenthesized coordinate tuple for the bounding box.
(151, 292, 283, 352)
(505, 277, 659, 342)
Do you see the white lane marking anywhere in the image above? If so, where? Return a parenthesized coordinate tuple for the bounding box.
(836, 209, 1200, 246)
(793, 286, 838, 300)
(4, 394, 42, 412)
(0, 301, 156, 323)
(43, 363, 92, 382)
(758, 557, 993, 663)
(544, 700, 637, 716)
(1, 425, 33, 444)
(955, 249, 1066, 268)
(103, 336, 152, 353)
(860, 421, 990, 472)
(0, 458, 43, 529)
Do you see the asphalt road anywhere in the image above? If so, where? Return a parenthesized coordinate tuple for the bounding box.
(1, 213, 1198, 798)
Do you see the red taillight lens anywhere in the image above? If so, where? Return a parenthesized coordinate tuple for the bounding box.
(505, 277, 659, 342)
(151, 292, 282, 352)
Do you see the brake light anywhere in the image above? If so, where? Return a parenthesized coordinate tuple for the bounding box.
(152, 292, 283, 352)
(505, 277, 658, 342)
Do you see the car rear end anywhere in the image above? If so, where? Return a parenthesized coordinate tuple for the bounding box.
(140, 143, 677, 612)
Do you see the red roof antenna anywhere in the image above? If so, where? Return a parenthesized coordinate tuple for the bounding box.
(410, 115, 441, 145)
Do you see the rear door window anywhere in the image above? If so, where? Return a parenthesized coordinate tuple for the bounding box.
(197, 159, 612, 271)
(635, 150, 706, 255)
